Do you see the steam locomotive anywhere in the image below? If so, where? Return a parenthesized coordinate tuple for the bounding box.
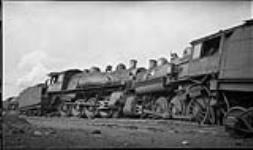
(14, 19, 253, 135)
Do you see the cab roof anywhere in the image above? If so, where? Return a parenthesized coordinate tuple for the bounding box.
(190, 19, 253, 45)
(48, 69, 82, 76)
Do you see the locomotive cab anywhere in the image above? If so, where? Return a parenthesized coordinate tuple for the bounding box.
(187, 34, 222, 78)
(46, 69, 82, 93)
(46, 72, 65, 92)
(169, 20, 253, 126)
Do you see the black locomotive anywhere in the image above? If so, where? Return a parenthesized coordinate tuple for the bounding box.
(12, 19, 253, 135)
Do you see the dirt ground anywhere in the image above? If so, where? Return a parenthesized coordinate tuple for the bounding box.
(2, 115, 253, 149)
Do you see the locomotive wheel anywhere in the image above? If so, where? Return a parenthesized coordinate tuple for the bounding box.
(154, 97, 170, 119)
(26, 110, 32, 116)
(223, 106, 248, 137)
(123, 96, 137, 117)
(112, 107, 122, 118)
(207, 105, 216, 125)
(171, 99, 183, 116)
(71, 104, 81, 117)
(84, 98, 97, 119)
(186, 96, 209, 124)
(58, 103, 69, 117)
(170, 95, 185, 117)
(98, 109, 112, 118)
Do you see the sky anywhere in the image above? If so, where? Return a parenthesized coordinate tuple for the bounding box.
(3, 1, 252, 100)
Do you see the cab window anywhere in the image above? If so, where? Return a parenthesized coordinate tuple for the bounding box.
(58, 74, 64, 82)
(49, 75, 58, 84)
(200, 37, 220, 57)
(192, 36, 220, 60)
(192, 43, 202, 59)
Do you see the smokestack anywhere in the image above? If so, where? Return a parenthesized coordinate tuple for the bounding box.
(105, 65, 112, 72)
(148, 59, 157, 70)
(129, 59, 137, 70)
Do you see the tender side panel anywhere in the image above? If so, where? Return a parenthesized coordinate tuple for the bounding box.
(219, 25, 253, 80)
(17, 85, 43, 108)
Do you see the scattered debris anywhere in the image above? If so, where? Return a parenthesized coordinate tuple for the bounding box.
(182, 140, 189, 145)
(173, 129, 179, 134)
(33, 130, 43, 136)
(44, 129, 56, 136)
(3, 111, 56, 138)
(126, 125, 138, 130)
(146, 127, 164, 132)
(151, 137, 155, 143)
(91, 129, 102, 134)
(3, 111, 33, 135)
(235, 140, 243, 146)
(123, 142, 129, 146)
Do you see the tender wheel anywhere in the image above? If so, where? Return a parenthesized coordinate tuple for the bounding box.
(224, 107, 253, 137)
(223, 106, 247, 137)
(238, 107, 253, 135)
(84, 98, 97, 119)
(154, 97, 170, 119)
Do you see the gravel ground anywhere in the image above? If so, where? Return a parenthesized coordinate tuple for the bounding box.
(3, 116, 253, 149)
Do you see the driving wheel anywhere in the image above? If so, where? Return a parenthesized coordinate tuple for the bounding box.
(84, 97, 97, 119)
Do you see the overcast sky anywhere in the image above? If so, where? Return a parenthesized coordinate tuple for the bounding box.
(3, 1, 252, 100)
